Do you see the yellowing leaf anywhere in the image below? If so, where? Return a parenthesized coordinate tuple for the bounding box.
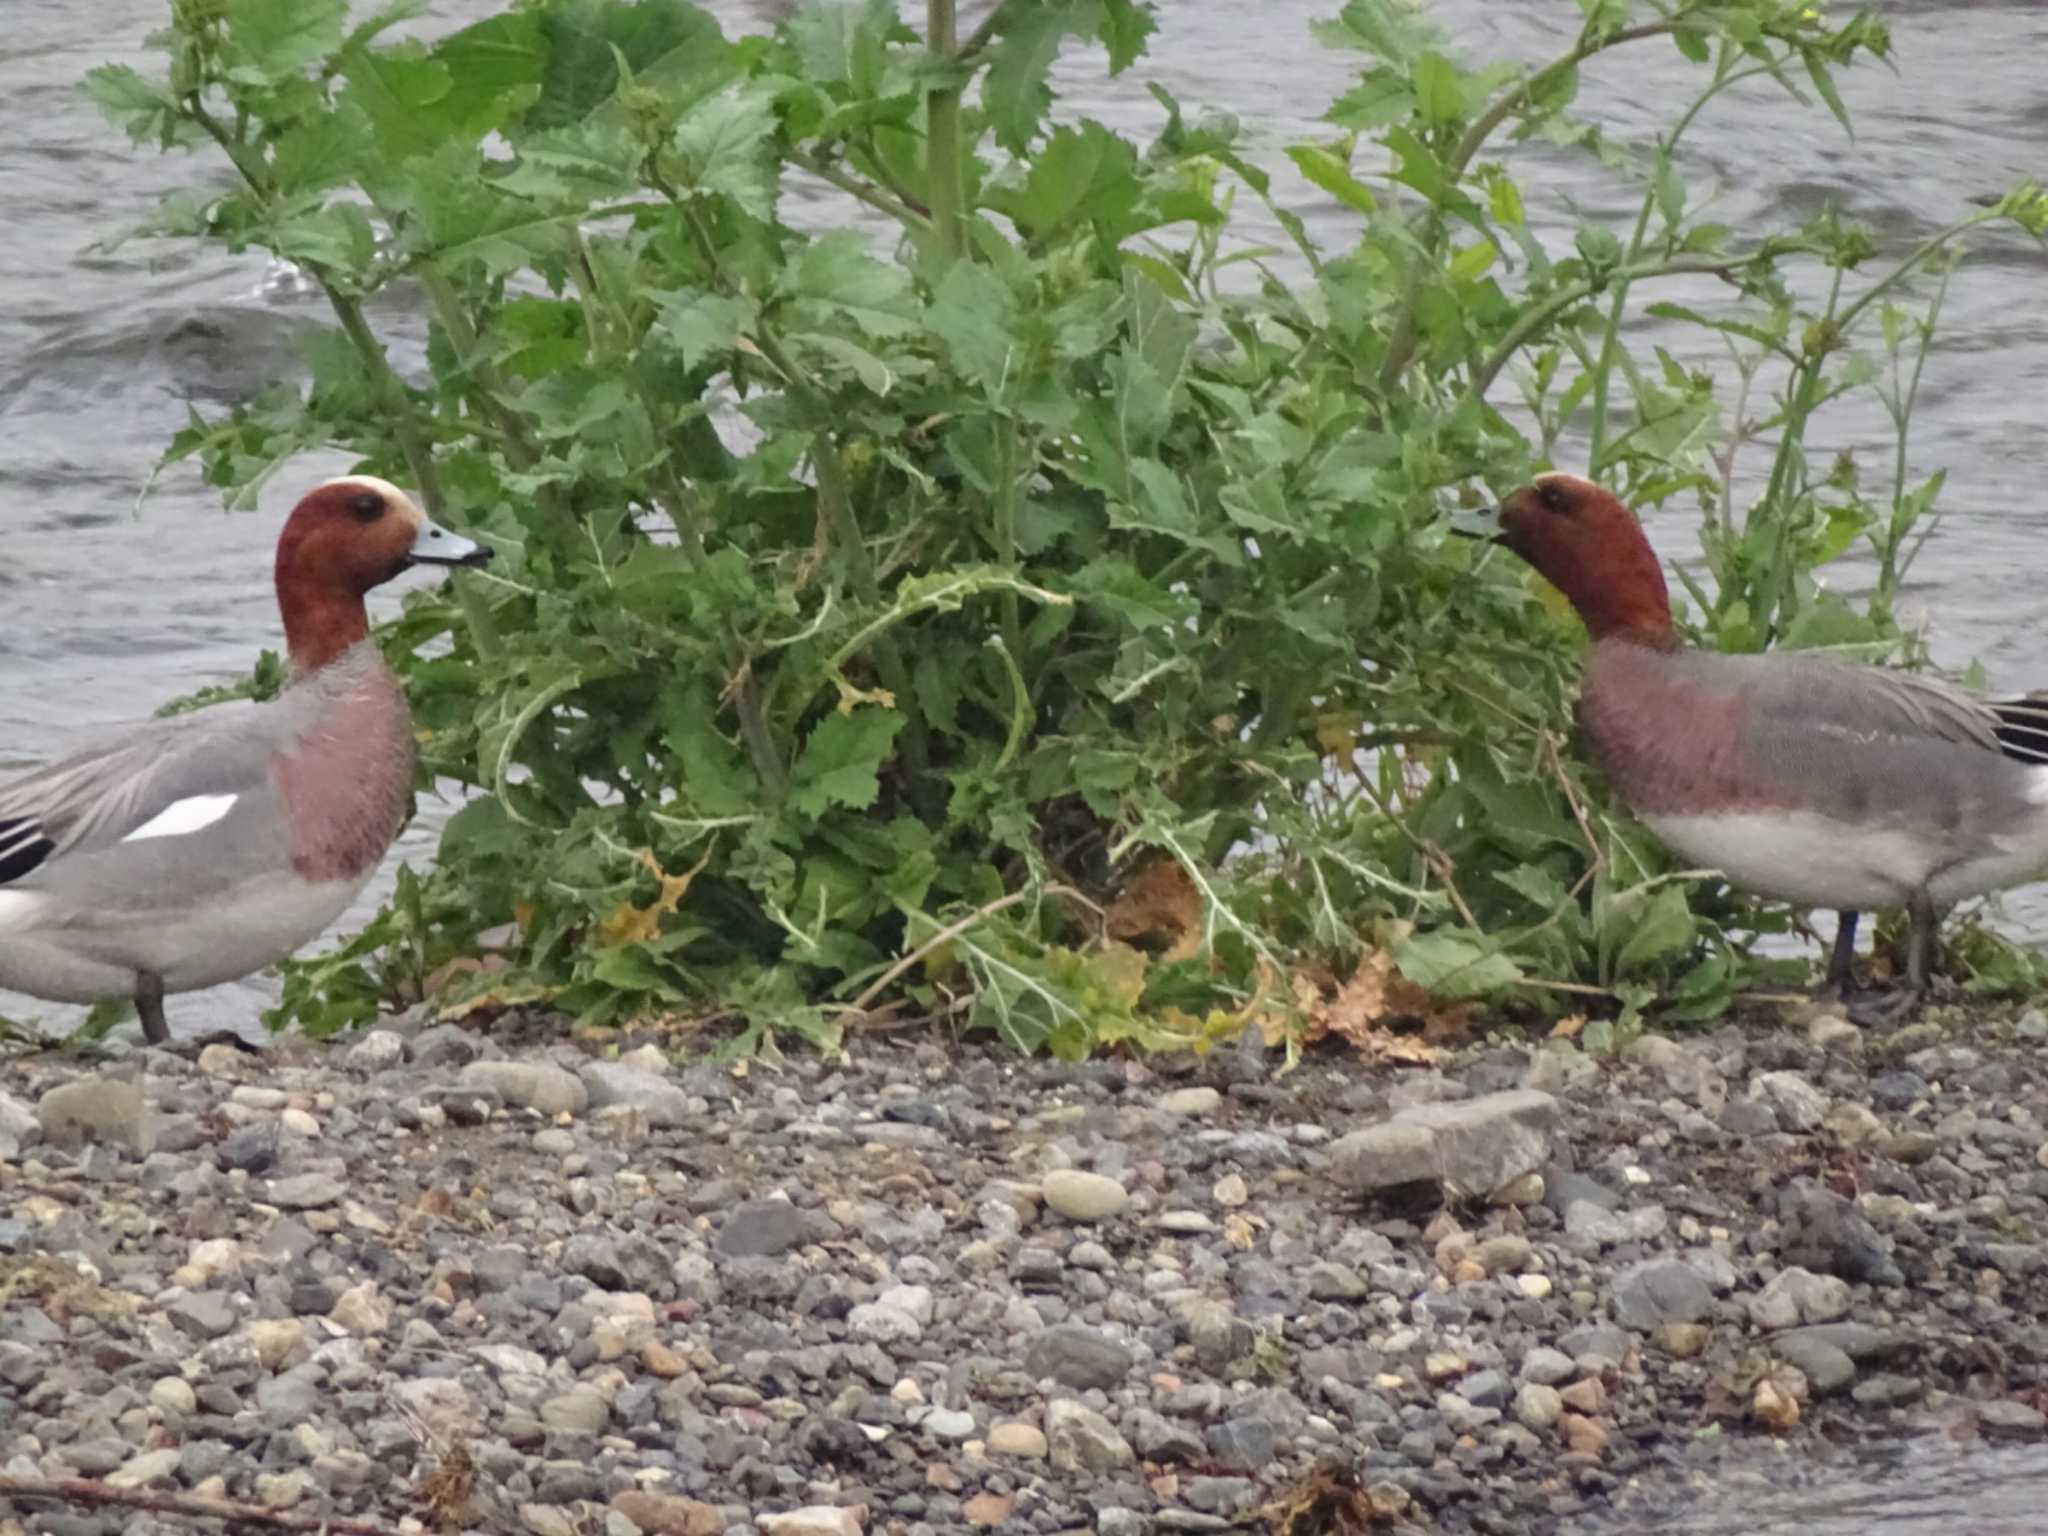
(1105, 858, 1203, 962)
(1549, 1013, 1586, 1039)
(595, 844, 713, 948)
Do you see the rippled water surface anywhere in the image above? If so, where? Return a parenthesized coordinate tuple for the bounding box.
(5, 2, 2048, 1516)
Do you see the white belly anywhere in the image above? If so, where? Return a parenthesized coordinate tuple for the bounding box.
(0, 869, 369, 1003)
(1639, 810, 1940, 911)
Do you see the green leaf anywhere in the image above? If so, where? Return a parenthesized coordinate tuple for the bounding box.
(78, 65, 175, 143)
(1313, 0, 1441, 64)
(661, 688, 761, 817)
(671, 79, 782, 220)
(786, 0, 900, 85)
(1653, 154, 1685, 229)
(227, 0, 348, 82)
(1412, 51, 1462, 129)
(987, 120, 1139, 241)
(1609, 884, 1698, 976)
(928, 262, 1020, 394)
(1325, 67, 1413, 131)
(982, 2, 1072, 153)
(789, 707, 906, 817)
(1803, 48, 1854, 139)
(1286, 144, 1377, 215)
(531, 0, 730, 131)
(783, 230, 918, 338)
(655, 290, 756, 369)
(1097, 0, 1158, 73)
(341, 43, 455, 162)
(1393, 929, 1523, 999)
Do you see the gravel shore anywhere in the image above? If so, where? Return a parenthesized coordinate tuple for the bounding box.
(5, 1000, 2048, 1536)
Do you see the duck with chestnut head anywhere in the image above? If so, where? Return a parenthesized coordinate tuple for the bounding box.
(0, 476, 491, 1044)
(1463, 472, 2048, 1020)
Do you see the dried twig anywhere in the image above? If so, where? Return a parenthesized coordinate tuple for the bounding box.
(0, 1473, 409, 1535)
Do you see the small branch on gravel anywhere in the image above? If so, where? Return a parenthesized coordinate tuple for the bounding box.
(0, 1474, 411, 1536)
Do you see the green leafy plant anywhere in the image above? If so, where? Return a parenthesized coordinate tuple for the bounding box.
(85, 0, 2048, 1051)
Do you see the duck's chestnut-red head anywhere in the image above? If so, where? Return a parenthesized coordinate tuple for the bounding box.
(274, 476, 492, 672)
(1461, 473, 1675, 647)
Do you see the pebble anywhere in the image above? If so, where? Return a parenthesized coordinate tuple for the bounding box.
(988, 1421, 1049, 1458)
(460, 1059, 590, 1116)
(1041, 1168, 1130, 1221)
(37, 1079, 152, 1154)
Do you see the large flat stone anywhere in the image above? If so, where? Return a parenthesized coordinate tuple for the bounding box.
(1329, 1089, 1561, 1198)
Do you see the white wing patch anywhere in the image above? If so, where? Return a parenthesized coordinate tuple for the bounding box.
(122, 794, 239, 844)
(0, 891, 44, 933)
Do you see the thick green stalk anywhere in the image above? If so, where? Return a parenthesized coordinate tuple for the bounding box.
(925, 0, 966, 260)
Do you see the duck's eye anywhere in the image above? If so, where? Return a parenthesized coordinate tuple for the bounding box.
(349, 492, 386, 521)
(1536, 482, 1570, 515)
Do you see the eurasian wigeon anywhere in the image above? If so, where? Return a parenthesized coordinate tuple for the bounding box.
(1466, 472, 2048, 1018)
(0, 476, 490, 1044)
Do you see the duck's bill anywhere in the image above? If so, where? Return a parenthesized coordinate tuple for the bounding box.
(407, 518, 494, 569)
(1445, 504, 1504, 541)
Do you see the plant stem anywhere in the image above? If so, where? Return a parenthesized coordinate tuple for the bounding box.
(789, 149, 933, 233)
(1378, 18, 1681, 393)
(1588, 53, 1770, 470)
(925, 0, 966, 260)
(1459, 254, 1764, 410)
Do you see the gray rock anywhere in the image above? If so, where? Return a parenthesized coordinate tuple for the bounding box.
(459, 1060, 588, 1117)
(0, 1089, 36, 1157)
(1751, 1071, 1827, 1131)
(1125, 1407, 1204, 1463)
(1025, 1324, 1135, 1390)
(1204, 1417, 1276, 1473)
(167, 1291, 238, 1340)
(1748, 1267, 1852, 1330)
(1565, 1200, 1666, 1248)
(1515, 1382, 1563, 1430)
(540, 1388, 611, 1435)
(1610, 1259, 1713, 1330)
(1542, 1167, 1621, 1214)
(1778, 1323, 1901, 1364)
(37, 1079, 152, 1154)
(410, 1025, 482, 1068)
(1305, 1261, 1370, 1300)
(561, 1232, 669, 1294)
(1777, 1180, 1902, 1285)
(1980, 1400, 2048, 1437)
(1041, 1169, 1130, 1221)
(64, 1438, 131, 1477)
(346, 1031, 408, 1071)
(1329, 1089, 1561, 1197)
(716, 1198, 815, 1258)
(1519, 1346, 1577, 1385)
(268, 1172, 346, 1210)
(1719, 1100, 1779, 1138)
(1773, 1334, 1856, 1397)
(1183, 1300, 1253, 1374)
(1183, 1476, 1259, 1516)
(849, 1300, 924, 1345)
(1851, 1373, 1923, 1408)
(1046, 1399, 1134, 1474)
(1458, 1369, 1510, 1409)
(578, 1062, 693, 1127)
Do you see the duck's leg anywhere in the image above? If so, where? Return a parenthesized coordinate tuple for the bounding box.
(1822, 909, 1860, 996)
(135, 971, 169, 1045)
(1845, 894, 1937, 1028)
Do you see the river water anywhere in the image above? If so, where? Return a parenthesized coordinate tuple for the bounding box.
(4, 0, 2047, 1522)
